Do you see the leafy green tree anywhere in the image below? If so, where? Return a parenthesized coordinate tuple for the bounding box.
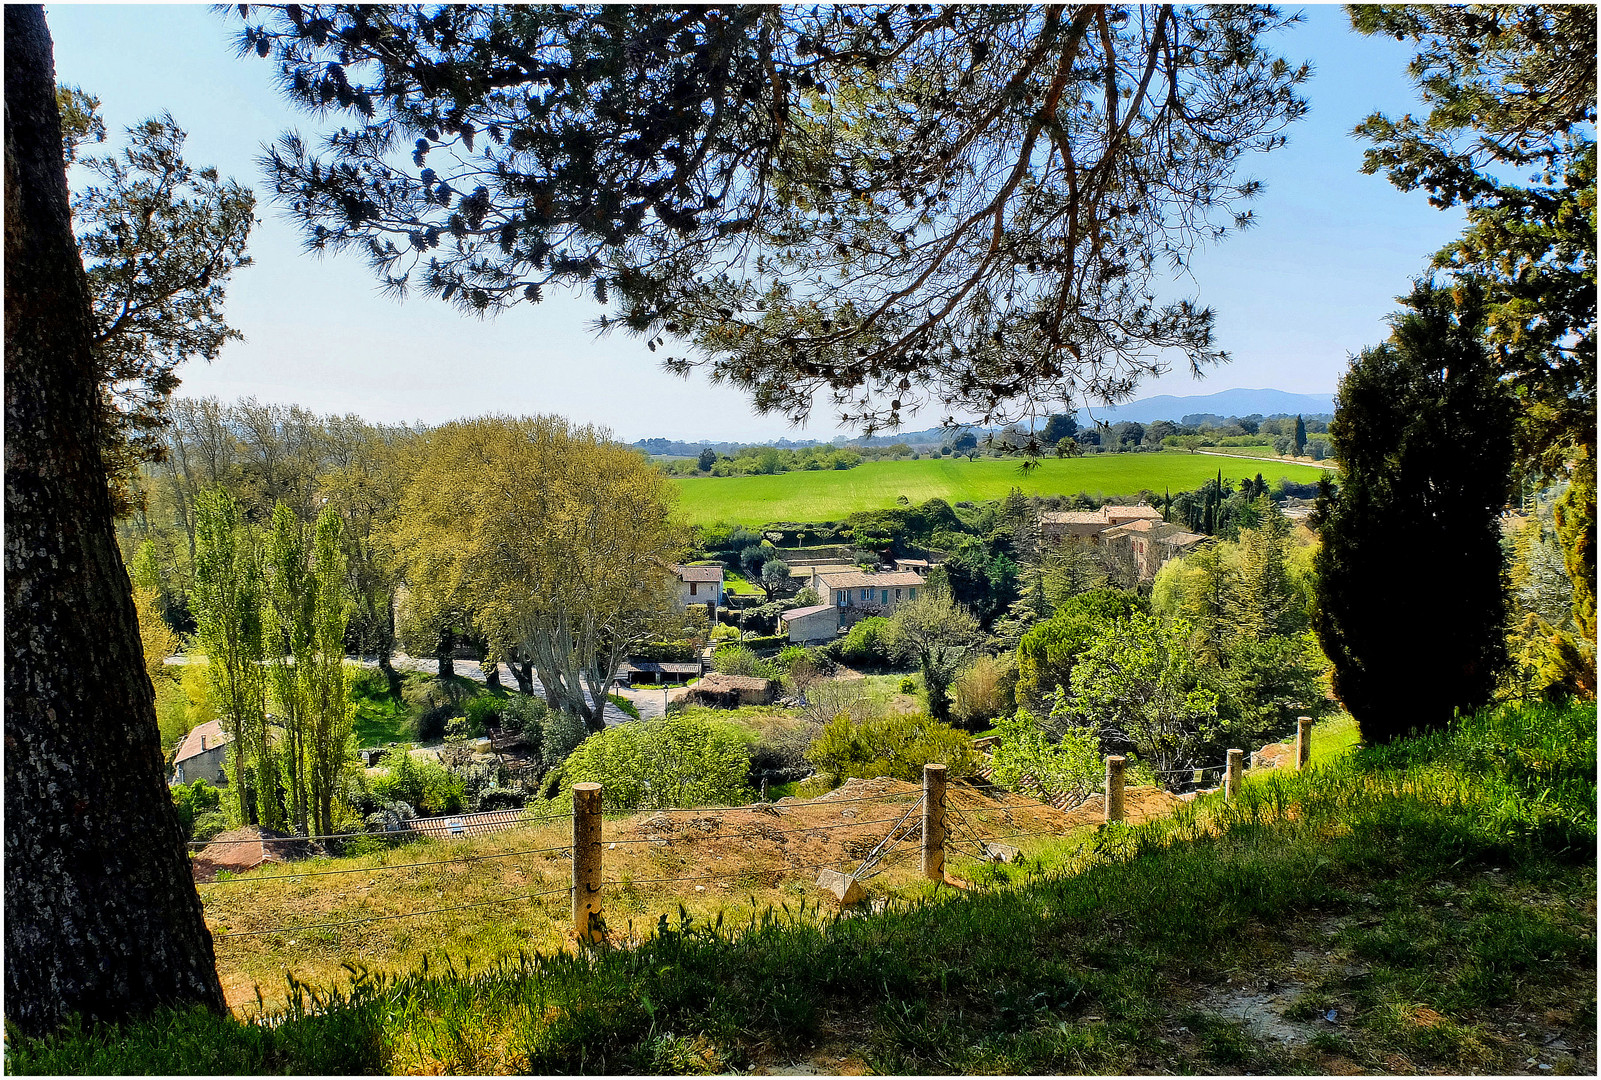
(62, 94, 254, 514)
(394, 417, 686, 732)
(1351, 4, 1596, 639)
(1217, 632, 1327, 747)
(1070, 612, 1220, 783)
(238, 5, 1308, 431)
(697, 447, 717, 473)
(1014, 588, 1144, 709)
(988, 696, 1101, 808)
(889, 588, 981, 725)
(758, 558, 795, 600)
(1314, 287, 1515, 742)
(305, 508, 354, 835)
(1039, 536, 1108, 612)
(192, 488, 274, 827)
(1292, 414, 1306, 457)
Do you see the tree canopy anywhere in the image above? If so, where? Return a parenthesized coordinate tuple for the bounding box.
(235, 4, 1308, 431)
(392, 415, 688, 731)
(62, 91, 255, 511)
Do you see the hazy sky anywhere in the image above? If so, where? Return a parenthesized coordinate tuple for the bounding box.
(46, 4, 1466, 442)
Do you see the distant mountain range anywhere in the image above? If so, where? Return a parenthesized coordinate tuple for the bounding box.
(634, 388, 1336, 452)
(1093, 388, 1336, 424)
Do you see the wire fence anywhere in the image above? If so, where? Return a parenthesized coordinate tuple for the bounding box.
(201, 741, 1287, 940)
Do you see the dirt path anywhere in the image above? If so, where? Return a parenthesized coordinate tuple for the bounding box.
(1194, 448, 1337, 470)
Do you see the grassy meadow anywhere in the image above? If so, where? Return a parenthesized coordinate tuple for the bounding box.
(670, 451, 1333, 526)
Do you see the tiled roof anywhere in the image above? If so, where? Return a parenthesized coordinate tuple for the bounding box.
(813, 570, 926, 590)
(1040, 510, 1107, 525)
(175, 720, 229, 764)
(1103, 504, 1164, 520)
(698, 673, 773, 692)
(781, 604, 835, 620)
(673, 564, 725, 583)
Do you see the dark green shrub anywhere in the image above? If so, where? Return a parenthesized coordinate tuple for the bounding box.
(372, 747, 466, 815)
(171, 779, 221, 839)
(463, 694, 503, 736)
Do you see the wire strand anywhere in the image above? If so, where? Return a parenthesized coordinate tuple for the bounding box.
(198, 844, 574, 886)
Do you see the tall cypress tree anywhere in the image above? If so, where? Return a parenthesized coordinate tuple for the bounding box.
(1314, 285, 1514, 742)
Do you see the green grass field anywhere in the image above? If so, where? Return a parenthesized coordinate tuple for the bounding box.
(671, 452, 1332, 526)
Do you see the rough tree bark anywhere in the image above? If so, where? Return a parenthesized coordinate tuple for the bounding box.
(4, 5, 225, 1034)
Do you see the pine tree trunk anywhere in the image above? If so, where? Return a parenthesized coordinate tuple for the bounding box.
(4, 5, 225, 1034)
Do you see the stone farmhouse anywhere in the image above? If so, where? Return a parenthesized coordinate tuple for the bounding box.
(171, 720, 230, 786)
(809, 568, 926, 619)
(1039, 504, 1207, 582)
(671, 563, 724, 608)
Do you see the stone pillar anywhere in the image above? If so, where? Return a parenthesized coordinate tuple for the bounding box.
(922, 763, 947, 881)
(1226, 749, 1244, 800)
(572, 783, 603, 942)
(1104, 756, 1126, 824)
(1297, 716, 1313, 770)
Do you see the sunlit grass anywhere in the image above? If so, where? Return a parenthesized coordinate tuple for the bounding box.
(671, 453, 1333, 526)
(12, 700, 1593, 1075)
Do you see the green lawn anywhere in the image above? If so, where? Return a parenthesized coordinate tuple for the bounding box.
(671, 452, 1332, 526)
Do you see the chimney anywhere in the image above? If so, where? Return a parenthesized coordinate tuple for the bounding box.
(200, 735, 207, 751)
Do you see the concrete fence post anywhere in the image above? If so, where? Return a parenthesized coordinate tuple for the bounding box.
(572, 782, 603, 942)
(922, 763, 947, 881)
(1225, 749, 1244, 800)
(1104, 755, 1126, 824)
(1297, 716, 1313, 770)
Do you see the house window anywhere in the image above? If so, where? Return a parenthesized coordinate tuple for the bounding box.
(836, 590, 846, 607)
(861, 588, 871, 601)
(689, 581, 698, 596)
(909, 587, 917, 600)
(895, 588, 902, 599)
(881, 590, 889, 605)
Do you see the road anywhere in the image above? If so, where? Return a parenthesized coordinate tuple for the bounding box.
(1193, 449, 1338, 471)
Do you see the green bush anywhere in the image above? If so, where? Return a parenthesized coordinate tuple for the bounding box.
(709, 623, 740, 642)
(899, 676, 918, 695)
(170, 779, 222, 840)
(712, 644, 779, 680)
(987, 701, 1102, 807)
(563, 715, 753, 809)
(372, 747, 466, 815)
(806, 712, 976, 785)
(190, 810, 229, 844)
(463, 694, 504, 737)
(840, 617, 893, 666)
(500, 694, 549, 740)
(540, 709, 588, 769)
(607, 694, 642, 720)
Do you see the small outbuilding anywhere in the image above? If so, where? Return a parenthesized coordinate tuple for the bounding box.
(781, 603, 839, 644)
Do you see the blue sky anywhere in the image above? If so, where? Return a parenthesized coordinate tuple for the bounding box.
(45, 4, 1466, 442)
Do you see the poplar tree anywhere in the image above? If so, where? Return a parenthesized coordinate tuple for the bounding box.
(263, 501, 313, 833)
(306, 507, 353, 836)
(192, 488, 275, 827)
